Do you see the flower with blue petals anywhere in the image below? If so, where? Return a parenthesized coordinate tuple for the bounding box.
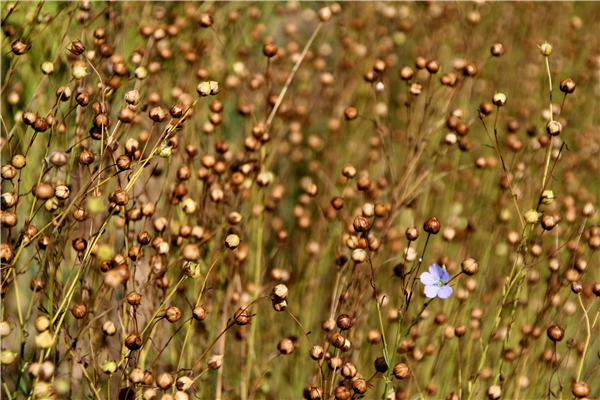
(420, 263, 453, 299)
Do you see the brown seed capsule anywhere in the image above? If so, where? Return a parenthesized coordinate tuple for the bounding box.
(399, 66, 414, 80)
(462, 62, 478, 77)
(125, 333, 142, 350)
(78, 149, 95, 165)
(546, 120, 562, 136)
(406, 227, 419, 241)
(263, 42, 278, 58)
(351, 378, 367, 394)
(11, 40, 29, 55)
(334, 386, 351, 400)
(491, 43, 504, 57)
(393, 363, 410, 379)
(592, 282, 600, 297)
(165, 307, 181, 323)
(547, 325, 564, 342)
(76, 91, 90, 106)
(193, 306, 207, 321)
(356, 176, 371, 191)
(374, 203, 387, 217)
(110, 189, 129, 206)
(344, 106, 358, 120)
(234, 308, 251, 325)
(426, 60, 440, 74)
(440, 73, 458, 87)
(454, 325, 467, 337)
(99, 43, 114, 58)
(199, 13, 213, 27)
(423, 217, 441, 234)
(331, 333, 345, 348)
(560, 79, 576, 94)
(71, 303, 87, 319)
(207, 355, 222, 370)
(322, 317, 336, 331)
(479, 101, 494, 116)
(309, 345, 324, 360)
(32, 117, 49, 132)
(461, 258, 479, 275)
(126, 291, 142, 306)
(364, 70, 378, 83)
(149, 107, 166, 122)
(277, 338, 295, 355)
(487, 385, 501, 400)
(374, 356, 388, 373)
(156, 372, 173, 390)
(353, 216, 370, 233)
(572, 381, 590, 398)
(33, 183, 54, 200)
(337, 314, 353, 330)
(273, 284, 289, 300)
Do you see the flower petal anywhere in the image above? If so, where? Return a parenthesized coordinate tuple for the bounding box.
(424, 284, 440, 298)
(438, 267, 450, 284)
(428, 263, 442, 280)
(420, 272, 437, 286)
(437, 286, 453, 299)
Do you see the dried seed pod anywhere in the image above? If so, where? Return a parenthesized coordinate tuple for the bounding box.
(277, 338, 295, 355)
(193, 306, 207, 321)
(234, 308, 251, 325)
(207, 355, 222, 370)
(492, 93, 507, 107)
(559, 78, 576, 94)
(165, 307, 181, 323)
(71, 303, 87, 319)
(156, 372, 174, 390)
(337, 314, 353, 330)
(547, 325, 564, 342)
(399, 66, 414, 80)
(461, 258, 479, 275)
(546, 120, 562, 136)
(490, 43, 504, 57)
(309, 345, 324, 360)
(344, 106, 358, 120)
(393, 362, 410, 379)
(125, 333, 142, 350)
(487, 385, 501, 400)
(423, 217, 441, 234)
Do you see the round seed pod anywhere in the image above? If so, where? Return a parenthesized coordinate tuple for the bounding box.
(547, 325, 564, 342)
(277, 338, 295, 355)
(322, 318, 336, 331)
(11, 40, 29, 55)
(102, 321, 117, 336)
(491, 43, 504, 57)
(331, 333, 345, 348)
(393, 363, 410, 379)
(572, 381, 590, 398)
(353, 216, 370, 233)
(399, 66, 414, 80)
(374, 356, 388, 373)
(199, 13, 213, 27)
(207, 355, 222, 370)
(193, 306, 207, 321)
(546, 121, 562, 136)
(559, 79, 576, 94)
(344, 106, 358, 120)
(165, 307, 181, 323)
(309, 345, 324, 360)
(125, 334, 142, 350)
(263, 42, 278, 58)
(425, 60, 440, 74)
(487, 385, 501, 400)
(78, 149, 95, 165)
(126, 292, 141, 306)
(33, 183, 54, 200)
(156, 372, 174, 390)
(423, 217, 441, 234)
(492, 93, 507, 107)
(337, 314, 353, 330)
(334, 385, 351, 400)
(71, 303, 87, 319)
(461, 258, 479, 275)
(234, 308, 251, 325)
(351, 378, 367, 395)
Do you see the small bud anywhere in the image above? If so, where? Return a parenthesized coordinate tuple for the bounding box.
(35, 330, 55, 349)
(538, 42, 553, 56)
(41, 61, 54, 75)
(541, 190, 555, 205)
(158, 145, 172, 158)
(524, 209, 542, 224)
(71, 60, 89, 80)
(492, 92, 507, 107)
(1, 350, 16, 365)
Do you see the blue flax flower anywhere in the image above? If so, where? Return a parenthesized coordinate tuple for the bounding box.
(420, 263, 452, 299)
